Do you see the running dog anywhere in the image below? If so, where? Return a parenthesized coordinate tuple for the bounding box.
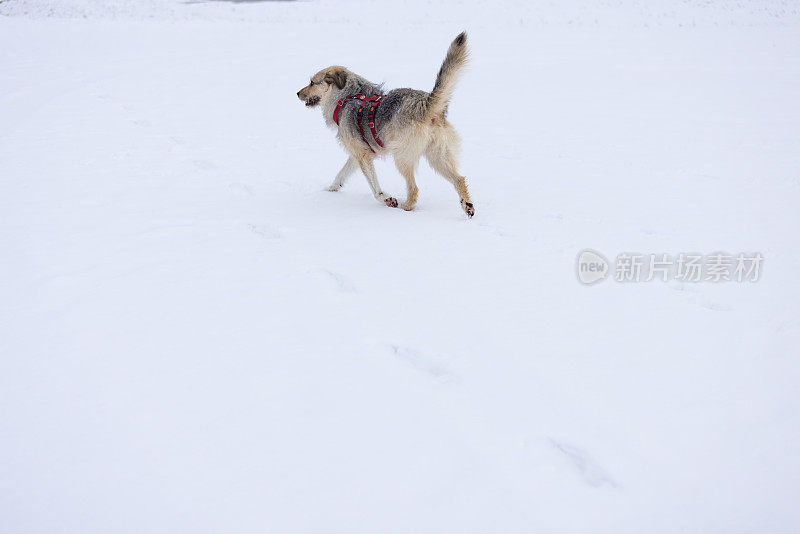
(296, 32, 474, 217)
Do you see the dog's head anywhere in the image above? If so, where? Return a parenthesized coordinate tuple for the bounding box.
(296, 66, 348, 108)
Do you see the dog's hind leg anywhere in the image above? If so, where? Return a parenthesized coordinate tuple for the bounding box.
(357, 157, 399, 208)
(328, 156, 358, 192)
(394, 159, 419, 211)
(425, 143, 474, 217)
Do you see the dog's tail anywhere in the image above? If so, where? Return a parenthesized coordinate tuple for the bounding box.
(426, 32, 469, 119)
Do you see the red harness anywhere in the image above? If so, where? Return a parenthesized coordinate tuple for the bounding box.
(332, 93, 386, 152)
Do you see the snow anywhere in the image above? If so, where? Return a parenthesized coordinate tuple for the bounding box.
(1, 1, 799, 532)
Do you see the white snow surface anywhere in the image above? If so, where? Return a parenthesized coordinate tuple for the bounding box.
(2, 1, 800, 532)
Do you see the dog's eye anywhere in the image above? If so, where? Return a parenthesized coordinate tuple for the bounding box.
(309, 80, 315, 86)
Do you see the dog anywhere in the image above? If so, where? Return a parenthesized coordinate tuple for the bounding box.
(296, 32, 474, 217)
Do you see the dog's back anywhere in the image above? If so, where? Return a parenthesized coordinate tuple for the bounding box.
(375, 32, 469, 143)
(377, 32, 469, 131)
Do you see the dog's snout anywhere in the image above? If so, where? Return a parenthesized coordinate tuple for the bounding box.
(296, 90, 301, 97)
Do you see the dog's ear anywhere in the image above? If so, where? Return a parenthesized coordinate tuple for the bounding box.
(324, 68, 347, 90)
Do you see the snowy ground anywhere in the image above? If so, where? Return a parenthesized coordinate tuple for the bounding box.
(2, 1, 800, 532)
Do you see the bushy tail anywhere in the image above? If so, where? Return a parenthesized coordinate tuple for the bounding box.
(426, 32, 469, 119)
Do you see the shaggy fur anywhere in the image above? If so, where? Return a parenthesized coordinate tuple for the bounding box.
(296, 32, 474, 216)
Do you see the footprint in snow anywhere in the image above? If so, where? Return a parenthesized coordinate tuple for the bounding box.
(230, 183, 255, 197)
(671, 282, 700, 294)
(389, 344, 457, 383)
(248, 223, 281, 239)
(671, 284, 731, 311)
(701, 301, 731, 311)
(193, 159, 217, 171)
(549, 438, 617, 489)
(323, 270, 357, 293)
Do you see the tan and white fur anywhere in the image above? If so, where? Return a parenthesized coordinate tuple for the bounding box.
(296, 32, 474, 217)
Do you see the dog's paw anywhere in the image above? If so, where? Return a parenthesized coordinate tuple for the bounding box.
(401, 202, 416, 211)
(461, 200, 475, 218)
(384, 197, 399, 208)
(326, 184, 341, 192)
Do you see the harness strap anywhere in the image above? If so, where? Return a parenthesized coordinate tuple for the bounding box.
(332, 93, 386, 153)
(356, 104, 371, 152)
(366, 95, 386, 149)
(333, 94, 365, 125)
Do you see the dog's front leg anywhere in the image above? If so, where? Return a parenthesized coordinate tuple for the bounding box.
(357, 158, 398, 208)
(328, 156, 358, 192)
